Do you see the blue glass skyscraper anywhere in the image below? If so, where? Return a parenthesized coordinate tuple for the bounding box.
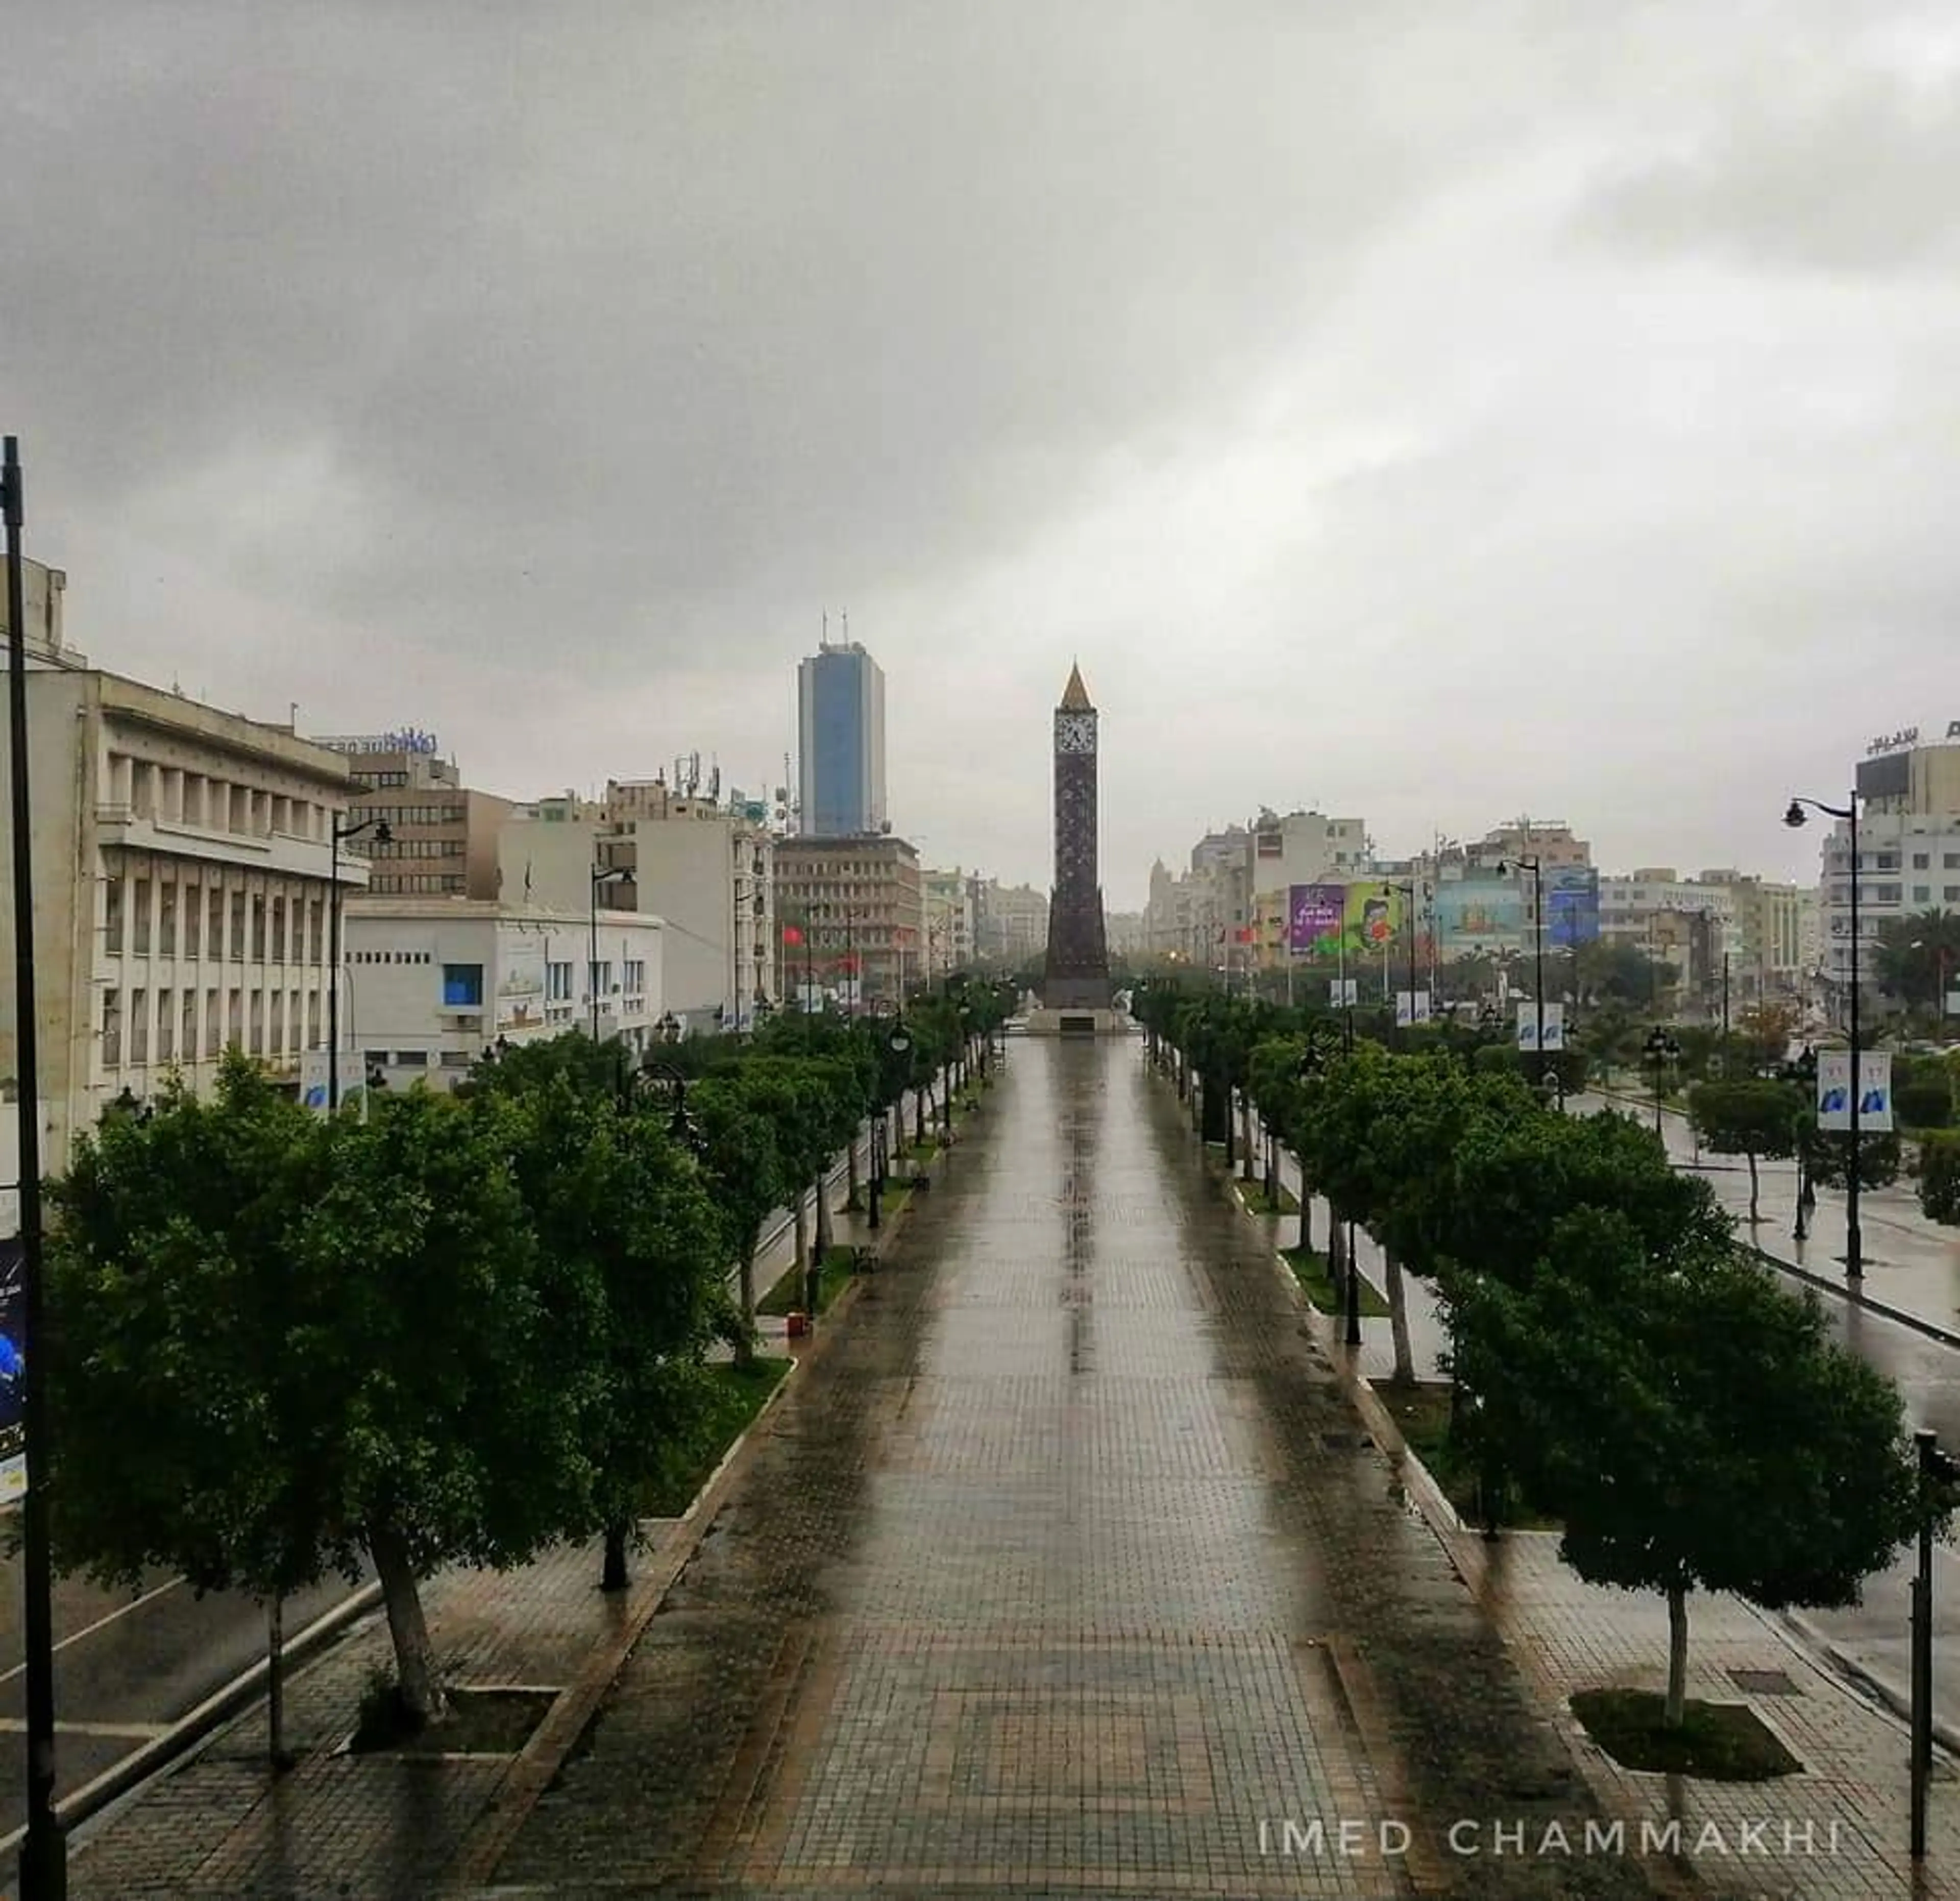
(797, 640, 887, 836)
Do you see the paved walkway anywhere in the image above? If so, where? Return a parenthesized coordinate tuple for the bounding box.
(484, 1038, 1657, 1897)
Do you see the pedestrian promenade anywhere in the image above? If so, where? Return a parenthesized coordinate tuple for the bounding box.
(27, 1039, 1960, 1896)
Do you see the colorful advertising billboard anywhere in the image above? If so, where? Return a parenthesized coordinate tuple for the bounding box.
(1287, 884, 1346, 956)
(1546, 866, 1601, 947)
(1435, 879, 1524, 950)
(1348, 885, 1403, 954)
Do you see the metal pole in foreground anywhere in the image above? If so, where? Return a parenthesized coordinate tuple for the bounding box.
(7, 436, 65, 1896)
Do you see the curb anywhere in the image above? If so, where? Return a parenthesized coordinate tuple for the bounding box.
(438, 1104, 932, 1894)
(1745, 1242, 1960, 1350)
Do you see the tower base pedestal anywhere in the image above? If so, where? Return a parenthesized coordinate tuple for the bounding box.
(1025, 1007, 1128, 1038)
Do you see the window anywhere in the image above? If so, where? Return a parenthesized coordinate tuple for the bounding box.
(102, 988, 121, 1067)
(228, 988, 243, 1047)
(440, 1050, 471, 1068)
(1948, 887, 1960, 904)
(271, 895, 286, 963)
(269, 991, 283, 1055)
(442, 963, 484, 1007)
(546, 961, 574, 1002)
(289, 989, 303, 1053)
(1947, 854, 1960, 871)
(308, 897, 324, 963)
(1874, 884, 1903, 905)
(364, 1050, 390, 1069)
(1877, 852, 1900, 870)
(209, 888, 225, 960)
(158, 882, 176, 956)
(105, 875, 125, 953)
(182, 990, 197, 1059)
(592, 960, 614, 998)
(307, 990, 321, 1049)
(251, 894, 266, 961)
(1915, 886, 1932, 903)
(1914, 853, 1931, 870)
(395, 1049, 429, 1067)
(183, 883, 201, 957)
(205, 988, 221, 1056)
(623, 959, 646, 996)
(249, 988, 264, 1055)
(230, 891, 246, 960)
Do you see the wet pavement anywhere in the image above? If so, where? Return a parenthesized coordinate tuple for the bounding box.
(493, 1038, 1661, 1897)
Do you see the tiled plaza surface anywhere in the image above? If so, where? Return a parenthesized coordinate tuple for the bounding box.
(488, 1038, 1662, 1897)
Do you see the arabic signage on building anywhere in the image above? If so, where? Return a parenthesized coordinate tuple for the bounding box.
(1866, 721, 1960, 756)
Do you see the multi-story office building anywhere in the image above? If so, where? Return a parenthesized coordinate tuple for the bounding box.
(1598, 869, 1743, 1012)
(774, 834, 923, 1004)
(1817, 731, 1960, 1022)
(314, 730, 512, 898)
(0, 558, 361, 1167)
(975, 880, 1049, 965)
(796, 639, 887, 837)
(495, 776, 774, 1033)
(341, 897, 667, 1085)
(921, 866, 975, 979)
(1693, 869, 1811, 1004)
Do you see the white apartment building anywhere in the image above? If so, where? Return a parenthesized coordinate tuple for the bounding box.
(1598, 870, 1743, 1010)
(0, 560, 363, 1168)
(497, 777, 775, 1033)
(340, 898, 667, 1088)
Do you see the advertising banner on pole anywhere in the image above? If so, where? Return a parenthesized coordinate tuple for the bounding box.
(1329, 978, 1357, 1008)
(1515, 1003, 1564, 1050)
(0, 1238, 22, 1505)
(1816, 1052, 1852, 1130)
(1858, 1052, 1894, 1132)
(1541, 1003, 1565, 1051)
(1394, 990, 1433, 1027)
(1287, 884, 1346, 956)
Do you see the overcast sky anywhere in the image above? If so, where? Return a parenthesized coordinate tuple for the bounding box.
(7, 4, 1959, 909)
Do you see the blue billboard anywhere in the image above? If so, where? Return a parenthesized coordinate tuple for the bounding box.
(1546, 866, 1600, 946)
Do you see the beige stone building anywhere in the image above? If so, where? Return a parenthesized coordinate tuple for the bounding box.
(774, 835, 924, 1005)
(315, 732, 511, 898)
(0, 559, 360, 1167)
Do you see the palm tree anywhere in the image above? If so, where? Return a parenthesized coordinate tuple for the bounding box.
(1873, 908, 1960, 1019)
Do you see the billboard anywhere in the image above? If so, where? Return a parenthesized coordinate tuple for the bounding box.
(1287, 884, 1346, 956)
(1816, 1052, 1893, 1133)
(1347, 885, 1403, 954)
(1436, 879, 1524, 951)
(1546, 866, 1601, 947)
(0, 1239, 20, 1504)
(1515, 1002, 1565, 1051)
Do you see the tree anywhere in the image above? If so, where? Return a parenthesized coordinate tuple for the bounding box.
(688, 1074, 791, 1363)
(1686, 1080, 1803, 1224)
(1920, 1132, 1960, 1226)
(1806, 1127, 1902, 1192)
(1461, 1209, 1925, 1725)
(1874, 908, 1960, 1014)
(48, 1061, 592, 1725)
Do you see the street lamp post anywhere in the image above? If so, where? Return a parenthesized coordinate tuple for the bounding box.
(7, 435, 66, 1897)
(1382, 881, 1420, 1045)
(1643, 1026, 1680, 1137)
(1785, 794, 1863, 1278)
(590, 864, 631, 1042)
(1501, 857, 1546, 1083)
(329, 814, 393, 1112)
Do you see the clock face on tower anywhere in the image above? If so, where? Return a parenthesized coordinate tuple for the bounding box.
(1056, 713, 1095, 753)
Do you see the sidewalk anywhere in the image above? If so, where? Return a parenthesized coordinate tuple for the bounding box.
(16, 1100, 948, 1900)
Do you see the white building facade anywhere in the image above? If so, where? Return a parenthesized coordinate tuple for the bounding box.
(340, 898, 667, 1089)
(0, 559, 361, 1168)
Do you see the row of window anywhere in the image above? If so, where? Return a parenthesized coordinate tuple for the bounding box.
(1825, 884, 1960, 907)
(105, 870, 327, 965)
(368, 874, 468, 894)
(101, 984, 321, 1068)
(106, 751, 339, 846)
(349, 770, 412, 788)
(1825, 850, 1960, 872)
(369, 838, 465, 860)
(358, 805, 468, 828)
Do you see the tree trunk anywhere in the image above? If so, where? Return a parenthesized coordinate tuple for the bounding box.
(734, 1234, 758, 1366)
(1328, 1209, 1346, 1294)
(1665, 1582, 1690, 1727)
(815, 1168, 834, 1255)
(1240, 1093, 1256, 1180)
(601, 1520, 629, 1592)
(1295, 1168, 1314, 1254)
(845, 1125, 863, 1210)
(1746, 1149, 1760, 1224)
(1223, 1087, 1236, 1165)
(1384, 1250, 1415, 1385)
(369, 1521, 449, 1726)
(793, 1186, 809, 1274)
(914, 1085, 926, 1147)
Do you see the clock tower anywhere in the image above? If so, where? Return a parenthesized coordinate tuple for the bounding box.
(1042, 663, 1113, 1010)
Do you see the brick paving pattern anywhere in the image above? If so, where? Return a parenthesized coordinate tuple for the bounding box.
(491, 1039, 1660, 1897)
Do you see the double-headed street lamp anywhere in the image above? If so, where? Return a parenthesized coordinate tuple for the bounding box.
(870, 1016, 912, 1231)
(330, 814, 393, 1111)
(1643, 1026, 1680, 1137)
(1785, 792, 1864, 1278)
(590, 864, 631, 1042)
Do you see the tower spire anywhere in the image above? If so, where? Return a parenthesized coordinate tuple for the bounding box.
(1060, 662, 1092, 712)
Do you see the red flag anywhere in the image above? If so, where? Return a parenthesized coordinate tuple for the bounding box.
(1235, 927, 1256, 944)
(781, 925, 803, 946)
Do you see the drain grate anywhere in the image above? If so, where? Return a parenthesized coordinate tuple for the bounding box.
(1728, 1668, 1800, 1696)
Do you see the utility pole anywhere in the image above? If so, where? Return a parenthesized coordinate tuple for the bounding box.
(6, 435, 66, 1897)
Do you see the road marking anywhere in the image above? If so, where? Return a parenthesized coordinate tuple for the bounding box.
(0, 1577, 182, 1688)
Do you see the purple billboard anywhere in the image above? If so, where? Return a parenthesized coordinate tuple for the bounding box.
(1288, 884, 1346, 955)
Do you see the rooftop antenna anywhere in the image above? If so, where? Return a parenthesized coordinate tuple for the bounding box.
(842, 608, 849, 645)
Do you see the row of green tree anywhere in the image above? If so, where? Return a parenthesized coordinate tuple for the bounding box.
(46, 983, 1011, 1727)
(1134, 981, 1935, 1726)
